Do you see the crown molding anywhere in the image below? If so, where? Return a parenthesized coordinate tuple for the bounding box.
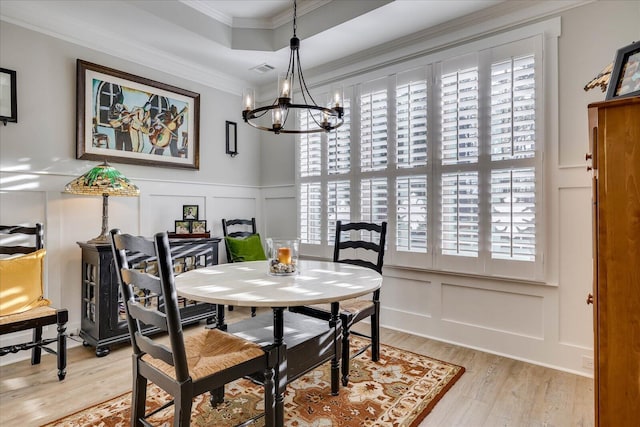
(0, 10, 249, 96)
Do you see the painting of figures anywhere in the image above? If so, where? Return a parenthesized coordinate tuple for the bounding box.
(76, 60, 200, 169)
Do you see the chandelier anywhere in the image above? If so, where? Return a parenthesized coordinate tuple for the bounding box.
(242, 0, 344, 134)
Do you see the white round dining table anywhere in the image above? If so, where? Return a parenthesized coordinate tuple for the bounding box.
(174, 259, 382, 426)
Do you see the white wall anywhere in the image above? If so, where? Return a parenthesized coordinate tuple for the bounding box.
(0, 21, 267, 363)
(257, 0, 640, 377)
(1, 1, 639, 376)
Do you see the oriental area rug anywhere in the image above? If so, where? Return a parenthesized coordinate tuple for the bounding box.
(44, 337, 464, 426)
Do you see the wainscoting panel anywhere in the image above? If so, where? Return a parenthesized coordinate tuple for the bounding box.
(263, 196, 296, 240)
(557, 186, 593, 348)
(441, 283, 544, 339)
(380, 275, 433, 318)
(212, 196, 259, 230)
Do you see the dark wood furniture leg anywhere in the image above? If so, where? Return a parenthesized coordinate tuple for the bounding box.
(330, 302, 340, 395)
(31, 326, 43, 365)
(56, 310, 68, 380)
(216, 304, 227, 330)
(273, 307, 286, 427)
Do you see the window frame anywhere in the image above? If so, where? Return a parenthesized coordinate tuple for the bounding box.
(296, 21, 558, 282)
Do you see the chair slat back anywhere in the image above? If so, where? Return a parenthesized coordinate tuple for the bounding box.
(222, 218, 257, 238)
(333, 221, 387, 275)
(222, 218, 258, 263)
(0, 224, 44, 255)
(110, 229, 190, 382)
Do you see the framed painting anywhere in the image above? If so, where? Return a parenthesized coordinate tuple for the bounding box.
(605, 41, 640, 100)
(76, 59, 200, 169)
(175, 220, 191, 234)
(191, 220, 207, 234)
(183, 205, 198, 220)
(0, 68, 17, 125)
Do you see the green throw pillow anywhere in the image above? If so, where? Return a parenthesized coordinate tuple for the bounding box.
(225, 234, 267, 262)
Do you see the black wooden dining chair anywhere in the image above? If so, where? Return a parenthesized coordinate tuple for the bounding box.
(0, 223, 68, 381)
(110, 229, 275, 427)
(290, 220, 387, 386)
(221, 218, 264, 317)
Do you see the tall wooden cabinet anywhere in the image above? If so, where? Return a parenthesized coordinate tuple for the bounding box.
(587, 96, 640, 426)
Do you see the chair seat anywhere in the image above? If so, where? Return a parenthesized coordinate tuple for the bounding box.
(0, 305, 58, 326)
(142, 328, 265, 381)
(311, 298, 374, 317)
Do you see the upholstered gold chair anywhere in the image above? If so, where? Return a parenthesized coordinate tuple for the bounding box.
(110, 229, 275, 426)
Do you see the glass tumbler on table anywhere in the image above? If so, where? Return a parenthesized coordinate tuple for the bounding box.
(266, 238, 299, 275)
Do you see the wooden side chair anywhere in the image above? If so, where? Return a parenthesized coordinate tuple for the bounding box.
(221, 218, 265, 317)
(290, 220, 387, 386)
(110, 229, 275, 427)
(0, 223, 68, 381)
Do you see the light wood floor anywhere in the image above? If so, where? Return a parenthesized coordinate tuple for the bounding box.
(0, 307, 594, 426)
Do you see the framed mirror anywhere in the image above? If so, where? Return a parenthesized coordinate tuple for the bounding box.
(0, 68, 17, 125)
(226, 120, 238, 157)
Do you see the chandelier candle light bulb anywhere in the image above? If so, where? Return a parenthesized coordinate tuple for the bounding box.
(243, 88, 254, 112)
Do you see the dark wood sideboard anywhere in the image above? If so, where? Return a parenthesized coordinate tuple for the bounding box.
(77, 237, 220, 356)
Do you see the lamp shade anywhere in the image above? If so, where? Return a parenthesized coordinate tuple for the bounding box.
(64, 162, 139, 243)
(64, 162, 139, 197)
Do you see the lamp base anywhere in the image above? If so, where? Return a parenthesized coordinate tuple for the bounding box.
(87, 234, 110, 245)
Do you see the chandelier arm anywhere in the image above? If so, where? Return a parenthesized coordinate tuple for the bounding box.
(240, 0, 345, 134)
(296, 50, 320, 107)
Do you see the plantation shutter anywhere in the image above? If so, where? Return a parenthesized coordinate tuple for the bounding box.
(396, 175, 428, 253)
(327, 180, 351, 245)
(396, 69, 428, 168)
(361, 78, 388, 172)
(441, 172, 479, 257)
(361, 177, 388, 224)
(328, 98, 351, 175)
(489, 51, 536, 263)
(299, 110, 322, 178)
(490, 55, 536, 161)
(441, 65, 479, 165)
(490, 168, 536, 261)
(300, 182, 322, 244)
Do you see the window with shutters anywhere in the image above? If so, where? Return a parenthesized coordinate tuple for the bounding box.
(297, 32, 545, 281)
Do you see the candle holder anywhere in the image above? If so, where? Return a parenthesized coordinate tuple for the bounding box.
(266, 238, 299, 276)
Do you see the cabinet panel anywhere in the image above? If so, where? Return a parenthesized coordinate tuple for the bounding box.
(78, 237, 220, 356)
(588, 96, 640, 426)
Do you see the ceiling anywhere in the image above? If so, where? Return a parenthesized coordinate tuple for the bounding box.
(0, 0, 585, 96)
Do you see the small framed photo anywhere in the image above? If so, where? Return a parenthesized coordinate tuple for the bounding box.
(606, 40, 640, 100)
(175, 220, 191, 234)
(183, 205, 198, 220)
(191, 220, 207, 234)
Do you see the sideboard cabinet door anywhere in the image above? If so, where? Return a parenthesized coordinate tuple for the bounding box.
(78, 237, 220, 357)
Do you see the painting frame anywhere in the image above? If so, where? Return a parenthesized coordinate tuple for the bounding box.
(0, 68, 17, 125)
(191, 220, 207, 234)
(605, 40, 640, 100)
(183, 205, 199, 220)
(175, 220, 191, 234)
(76, 59, 200, 169)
